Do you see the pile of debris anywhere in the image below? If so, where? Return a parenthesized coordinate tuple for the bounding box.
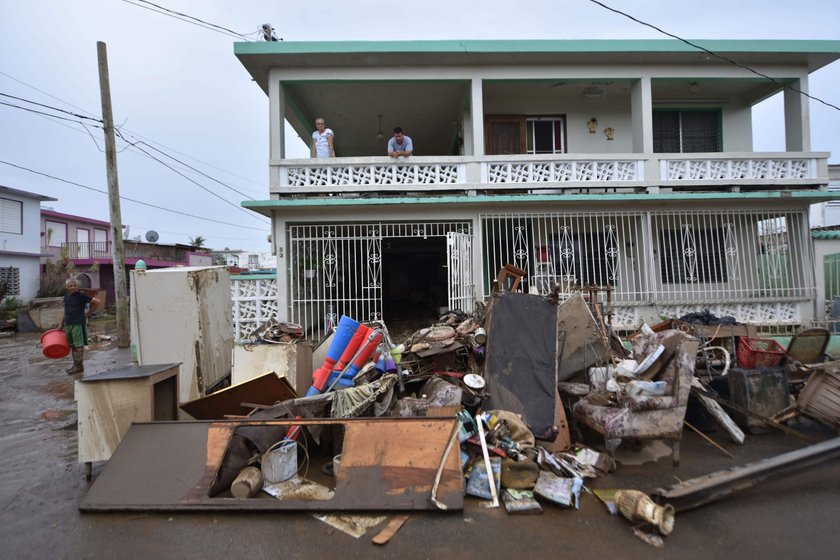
(78, 287, 840, 547)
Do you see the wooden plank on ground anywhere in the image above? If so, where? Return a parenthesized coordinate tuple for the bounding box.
(690, 377, 745, 445)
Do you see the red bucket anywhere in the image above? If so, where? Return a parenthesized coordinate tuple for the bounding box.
(41, 329, 71, 359)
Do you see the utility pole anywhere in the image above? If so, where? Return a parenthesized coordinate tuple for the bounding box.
(97, 41, 130, 348)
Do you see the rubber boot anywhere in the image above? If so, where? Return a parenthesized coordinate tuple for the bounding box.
(67, 348, 84, 374)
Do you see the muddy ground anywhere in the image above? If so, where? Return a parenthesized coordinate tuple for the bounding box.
(1, 323, 839, 559)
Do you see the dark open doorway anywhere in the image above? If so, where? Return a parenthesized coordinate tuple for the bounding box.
(382, 236, 448, 337)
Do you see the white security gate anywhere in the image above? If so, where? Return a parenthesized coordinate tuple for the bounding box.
(289, 221, 472, 336)
(447, 231, 474, 313)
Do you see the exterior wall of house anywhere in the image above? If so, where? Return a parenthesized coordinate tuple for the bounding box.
(0, 254, 40, 302)
(1, 189, 53, 302)
(2, 192, 41, 254)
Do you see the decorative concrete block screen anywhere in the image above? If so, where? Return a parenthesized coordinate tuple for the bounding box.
(230, 275, 278, 341)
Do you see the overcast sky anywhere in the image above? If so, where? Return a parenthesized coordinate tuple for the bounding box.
(2, 0, 839, 252)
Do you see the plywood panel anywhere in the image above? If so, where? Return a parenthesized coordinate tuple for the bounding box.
(80, 418, 464, 511)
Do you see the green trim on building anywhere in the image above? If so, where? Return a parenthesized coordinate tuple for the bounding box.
(235, 39, 840, 56)
(243, 190, 840, 210)
(230, 274, 277, 280)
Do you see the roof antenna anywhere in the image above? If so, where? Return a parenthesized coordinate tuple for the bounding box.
(261, 23, 280, 42)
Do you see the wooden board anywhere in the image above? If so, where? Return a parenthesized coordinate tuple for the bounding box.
(180, 372, 298, 420)
(80, 417, 464, 511)
(690, 378, 745, 445)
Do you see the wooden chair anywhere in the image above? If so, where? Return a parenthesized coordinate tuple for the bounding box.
(496, 263, 526, 292)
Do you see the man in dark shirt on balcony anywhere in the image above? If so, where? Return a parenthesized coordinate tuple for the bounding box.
(388, 127, 413, 158)
(59, 277, 101, 374)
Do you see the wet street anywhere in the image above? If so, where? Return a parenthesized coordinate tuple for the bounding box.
(1, 325, 839, 559)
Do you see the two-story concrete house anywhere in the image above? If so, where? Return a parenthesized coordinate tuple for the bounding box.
(0, 186, 56, 302)
(234, 39, 840, 339)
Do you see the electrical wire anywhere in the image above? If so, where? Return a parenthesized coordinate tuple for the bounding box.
(0, 100, 102, 126)
(114, 127, 266, 192)
(587, 0, 840, 112)
(0, 92, 103, 123)
(119, 0, 252, 40)
(116, 133, 270, 224)
(0, 75, 266, 196)
(122, 136, 261, 201)
(0, 159, 269, 232)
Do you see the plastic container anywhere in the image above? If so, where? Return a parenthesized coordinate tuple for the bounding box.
(261, 440, 298, 484)
(41, 329, 70, 359)
(737, 337, 786, 368)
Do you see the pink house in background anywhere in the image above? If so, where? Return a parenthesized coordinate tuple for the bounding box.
(40, 209, 212, 303)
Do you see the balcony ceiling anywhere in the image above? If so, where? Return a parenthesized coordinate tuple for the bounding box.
(284, 81, 469, 157)
(237, 41, 840, 158)
(282, 78, 790, 157)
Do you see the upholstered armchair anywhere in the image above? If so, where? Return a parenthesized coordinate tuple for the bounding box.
(572, 330, 699, 468)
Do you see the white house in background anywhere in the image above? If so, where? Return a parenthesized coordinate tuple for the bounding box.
(0, 186, 56, 302)
(234, 39, 840, 338)
(212, 249, 276, 271)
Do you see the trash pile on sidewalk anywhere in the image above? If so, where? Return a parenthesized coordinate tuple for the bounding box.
(77, 284, 840, 546)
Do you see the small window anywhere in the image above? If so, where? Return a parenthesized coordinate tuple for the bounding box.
(653, 110, 721, 153)
(0, 198, 22, 234)
(526, 117, 566, 155)
(0, 266, 21, 296)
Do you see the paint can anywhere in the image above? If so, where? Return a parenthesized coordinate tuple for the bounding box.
(261, 440, 298, 484)
(474, 327, 487, 345)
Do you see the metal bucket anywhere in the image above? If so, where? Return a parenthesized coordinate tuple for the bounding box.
(261, 440, 298, 484)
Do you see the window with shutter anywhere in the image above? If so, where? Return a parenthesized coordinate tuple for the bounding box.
(653, 110, 721, 153)
(0, 198, 23, 234)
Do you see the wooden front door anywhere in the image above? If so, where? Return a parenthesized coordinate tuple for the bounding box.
(485, 115, 526, 155)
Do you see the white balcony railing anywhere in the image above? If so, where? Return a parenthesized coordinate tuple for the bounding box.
(658, 153, 825, 186)
(270, 153, 827, 195)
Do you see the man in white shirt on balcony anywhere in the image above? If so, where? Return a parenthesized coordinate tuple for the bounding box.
(388, 127, 413, 158)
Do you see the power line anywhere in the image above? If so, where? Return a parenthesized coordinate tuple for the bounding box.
(122, 136, 260, 200)
(0, 159, 268, 232)
(115, 132, 270, 224)
(0, 100, 102, 126)
(114, 128, 266, 192)
(119, 0, 253, 41)
(587, 0, 840, 112)
(0, 71, 267, 193)
(0, 70, 99, 119)
(3, 93, 268, 209)
(0, 92, 103, 123)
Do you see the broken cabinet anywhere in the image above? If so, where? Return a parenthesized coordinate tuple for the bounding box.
(76, 363, 179, 472)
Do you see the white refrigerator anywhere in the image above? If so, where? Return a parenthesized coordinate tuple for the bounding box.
(130, 266, 233, 410)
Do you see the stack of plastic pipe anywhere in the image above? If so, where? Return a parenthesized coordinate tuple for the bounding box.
(326, 329, 383, 391)
(306, 315, 360, 397)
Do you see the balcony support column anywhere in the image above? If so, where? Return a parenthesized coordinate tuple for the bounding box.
(468, 78, 485, 158)
(631, 77, 654, 174)
(269, 70, 286, 159)
(784, 75, 810, 152)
